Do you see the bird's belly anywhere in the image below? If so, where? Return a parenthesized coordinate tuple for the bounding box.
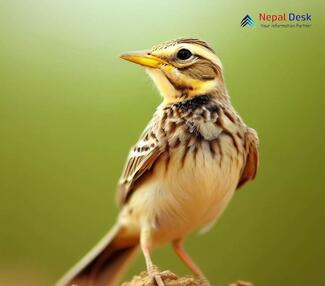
(121, 140, 243, 245)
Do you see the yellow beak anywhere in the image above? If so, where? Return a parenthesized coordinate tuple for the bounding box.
(120, 50, 167, 68)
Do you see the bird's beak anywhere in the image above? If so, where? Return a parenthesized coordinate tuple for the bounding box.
(120, 50, 167, 69)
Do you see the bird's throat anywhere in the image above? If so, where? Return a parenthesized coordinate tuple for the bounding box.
(145, 68, 181, 102)
(146, 68, 226, 104)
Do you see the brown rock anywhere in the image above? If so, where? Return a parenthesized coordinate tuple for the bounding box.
(121, 270, 253, 286)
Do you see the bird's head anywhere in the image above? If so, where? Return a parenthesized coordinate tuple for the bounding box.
(120, 38, 226, 103)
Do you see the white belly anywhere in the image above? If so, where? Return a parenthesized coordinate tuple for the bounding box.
(119, 137, 243, 245)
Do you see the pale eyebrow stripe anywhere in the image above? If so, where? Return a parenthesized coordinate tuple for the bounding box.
(179, 43, 223, 69)
(175, 38, 215, 53)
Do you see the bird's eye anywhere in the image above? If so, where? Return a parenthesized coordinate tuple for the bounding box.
(176, 49, 192, 60)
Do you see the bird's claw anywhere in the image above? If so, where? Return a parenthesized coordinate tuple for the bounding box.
(153, 274, 164, 286)
(148, 265, 165, 286)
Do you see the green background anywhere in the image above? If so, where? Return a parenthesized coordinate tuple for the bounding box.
(0, 1, 324, 285)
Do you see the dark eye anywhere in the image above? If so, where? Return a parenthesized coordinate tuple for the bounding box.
(176, 48, 192, 60)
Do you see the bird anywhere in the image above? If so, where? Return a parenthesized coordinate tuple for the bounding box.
(56, 38, 259, 286)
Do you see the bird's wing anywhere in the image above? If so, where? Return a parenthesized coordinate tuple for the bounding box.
(117, 114, 164, 206)
(237, 127, 259, 188)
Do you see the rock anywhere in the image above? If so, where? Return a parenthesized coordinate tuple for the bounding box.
(121, 270, 253, 286)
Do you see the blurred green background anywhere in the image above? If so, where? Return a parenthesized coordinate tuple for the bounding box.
(0, 0, 324, 285)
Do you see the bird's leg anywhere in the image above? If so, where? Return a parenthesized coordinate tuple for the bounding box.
(172, 239, 210, 286)
(140, 228, 164, 286)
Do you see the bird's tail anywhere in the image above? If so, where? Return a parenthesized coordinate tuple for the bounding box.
(56, 223, 139, 286)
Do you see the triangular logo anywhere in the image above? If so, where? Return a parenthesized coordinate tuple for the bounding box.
(241, 15, 255, 27)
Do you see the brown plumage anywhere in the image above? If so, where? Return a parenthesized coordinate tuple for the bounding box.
(57, 38, 259, 286)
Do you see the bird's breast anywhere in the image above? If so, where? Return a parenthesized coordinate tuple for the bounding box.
(119, 99, 247, 244)
(121, 133, 244, 245)
(160, 136, 242, 229)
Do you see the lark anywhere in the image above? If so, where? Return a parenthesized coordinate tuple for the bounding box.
(57, 38, 259, 286)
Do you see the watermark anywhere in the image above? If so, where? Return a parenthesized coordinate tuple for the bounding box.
(240, 15, 255, 27)
(241, 12, 312, 28)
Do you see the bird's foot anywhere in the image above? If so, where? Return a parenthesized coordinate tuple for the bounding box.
(160, 270, 178, 280)
(148, 265, 165, 286)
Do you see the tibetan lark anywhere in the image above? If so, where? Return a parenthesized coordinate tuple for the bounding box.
(57, 38, 259, 286)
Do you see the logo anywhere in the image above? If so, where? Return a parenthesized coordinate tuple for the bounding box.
(241, 15, 255, 27)
(240, 12, 312, 29)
